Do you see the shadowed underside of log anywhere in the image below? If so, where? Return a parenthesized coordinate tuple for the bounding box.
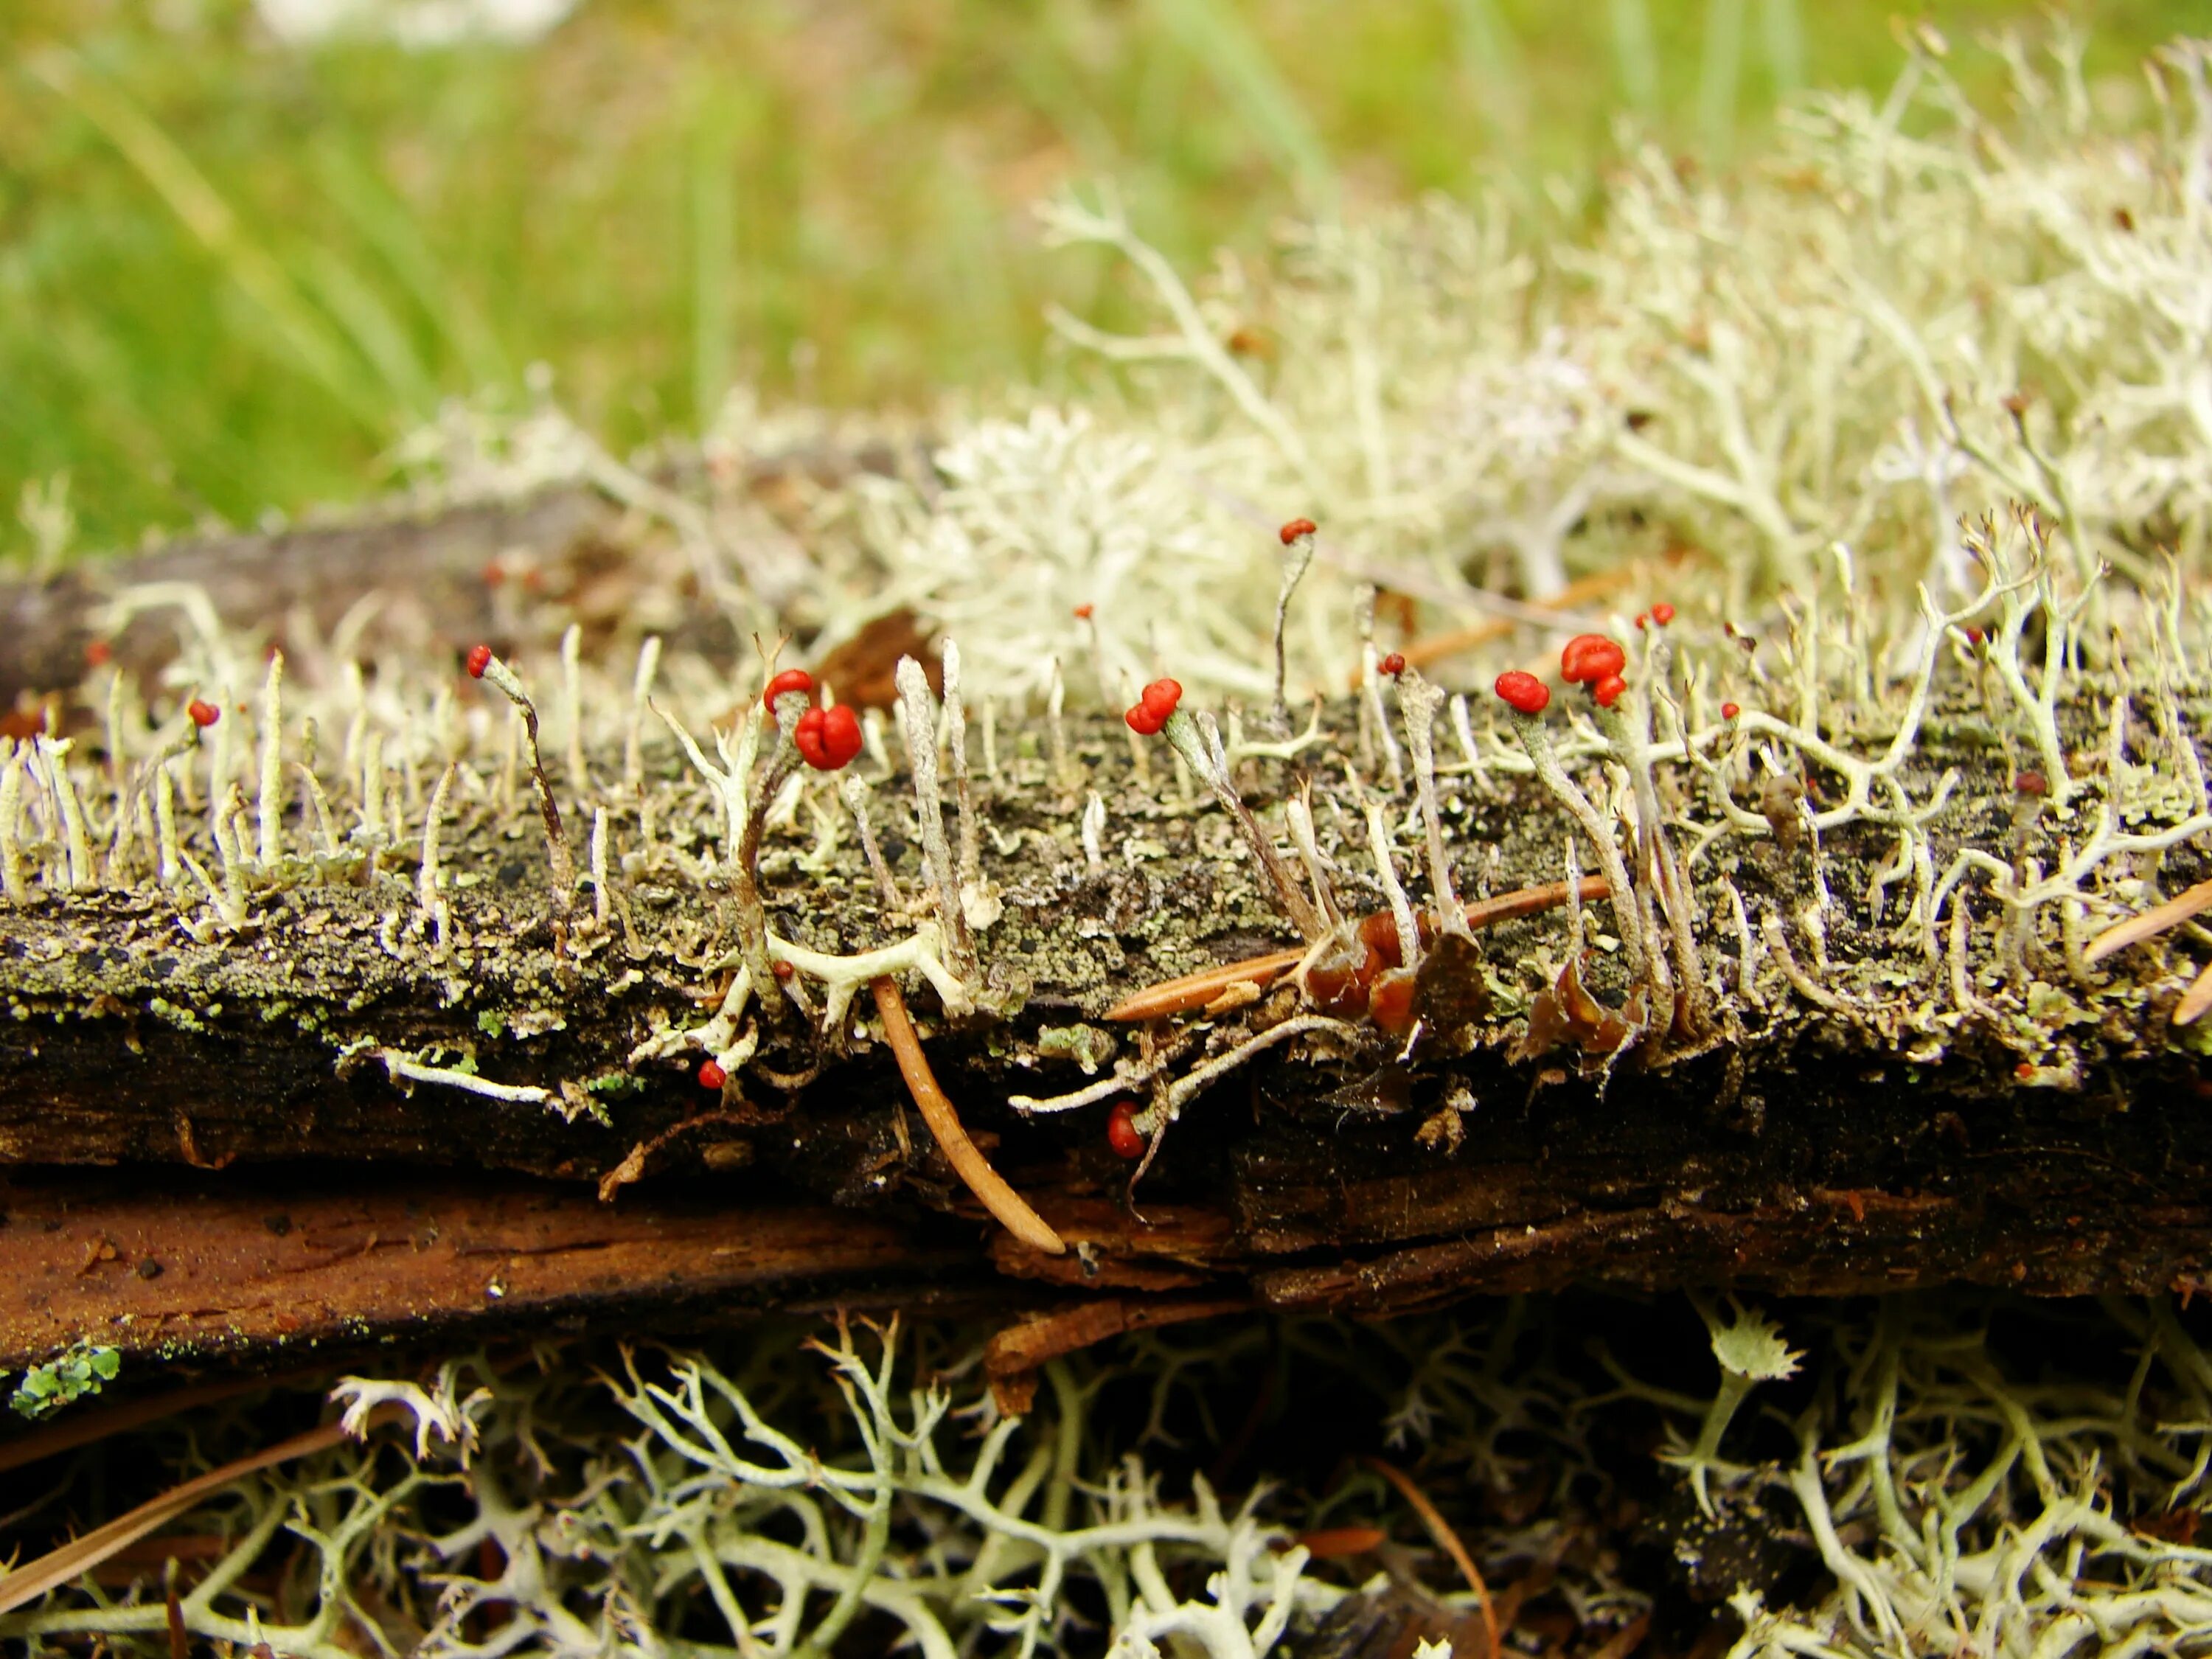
(4, 1133, 2207, 1380)
(3, 494, 2211, 1381)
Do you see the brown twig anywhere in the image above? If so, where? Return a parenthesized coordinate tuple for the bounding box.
(871, 976, 1066, 1256)
(0, 1413, 386, 1614)
(1102, 876, 1611, 1023)
(2180, 960, 2212, 1027)
(2082, 877, 2212, 1026)
(1352, 567, 1640, 686)
(1293, 1526, 1388, 1558)
(1585, 1611, 1654, 1659)
(2085, 877, 2212, 964)
(164, 1559, 187, 1659)
(1362, 1455, 1499, 1659)
(0, 1374, 316, 1475)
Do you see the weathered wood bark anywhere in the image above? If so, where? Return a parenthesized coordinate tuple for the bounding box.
(0, 489, 613, 712)
(4, 500, 2210, 1383)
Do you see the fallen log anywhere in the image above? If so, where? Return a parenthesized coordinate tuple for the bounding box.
(3, 501, 2211, 1388)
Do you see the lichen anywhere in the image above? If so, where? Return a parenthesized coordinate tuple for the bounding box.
(8, 1340, 119, 1420)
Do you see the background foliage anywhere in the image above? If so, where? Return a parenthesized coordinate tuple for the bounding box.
(1, 0, 2199, 551)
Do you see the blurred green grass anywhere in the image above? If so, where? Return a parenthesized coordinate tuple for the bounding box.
(0, 0, 2200, 552)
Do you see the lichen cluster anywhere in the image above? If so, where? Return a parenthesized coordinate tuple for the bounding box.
(13, 1295, 2212, 1658)
(6, 39, 2212, 1145)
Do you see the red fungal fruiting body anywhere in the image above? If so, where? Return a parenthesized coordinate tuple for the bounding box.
(1301, 910, 1448, 1025)
(1378, 651, 1406, 677)
(772, 959, 795, 981)
(1127, 679, 1183, 734)
(1650, 602, 1676, 626)
(1721, 701, 1742, 720)
(795, 703, 864, 771)
(1559, 633, 1626, 685)
(1635, 613, 1649, 630)
(762, 668, 815, 712)
(1279, 518, 1317, 544)
(1303, 931, 1379, 1018)
(2014, 769, 2049, 797)
(821, 704, 864, 767)
(1074, 603, 1094, 619)
(187, 698, 220, 728)
(1964, 627, 1986, 646)
(2016, 1062, 2035, 1079)
(1591, 674, 1627, 709)
(1358, 906, 1436, 970)
(1367, 970, 1419, 1036)
(698, 1060, 728, 1090)
(465, 644, 493, 679)
(1105, 1102, 1145, 1159)
(84, 640, 112, 668)
(1494, 671, 1550, 715)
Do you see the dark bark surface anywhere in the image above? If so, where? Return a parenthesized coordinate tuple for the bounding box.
(0, 490, 614, 713)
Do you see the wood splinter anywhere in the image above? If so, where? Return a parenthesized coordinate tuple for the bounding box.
(1102, 874, 1613, 1023)
(872, 975, 1066, 1256)
(2086, 876, 2212, 1025)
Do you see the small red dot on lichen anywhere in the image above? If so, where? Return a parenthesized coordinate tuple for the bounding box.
(465, 644, 493, 679)
(84, 640, 112, 668)
(1279, 518, 1318, 545)
(1106, 1102, 1145, 1159)
(187, 698, 220, 728)
(698, 1060, 728, 1090)
(1074, 603, 1094, 620)
(1721, 701, 1741, 720)
(1651, 602, 1676, 626)
(1592, 674, 1627, 709)
(1378, 651, 1405, 677)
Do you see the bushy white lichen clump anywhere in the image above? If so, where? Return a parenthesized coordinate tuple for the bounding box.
(0, 1321, 1372, 1659)
(14, 1298, 2212, 1658)
(726, 32, 2212, 700)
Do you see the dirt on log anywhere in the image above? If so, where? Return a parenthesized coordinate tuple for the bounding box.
(2, 493, 2210, 1388)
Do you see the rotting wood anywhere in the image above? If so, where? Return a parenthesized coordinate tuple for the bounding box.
(0, 438, 924, 711)
(981, 1295, 1249, 1413)
(4, 1126, 2208, 1376)
(0, 1172, 967, 1371)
